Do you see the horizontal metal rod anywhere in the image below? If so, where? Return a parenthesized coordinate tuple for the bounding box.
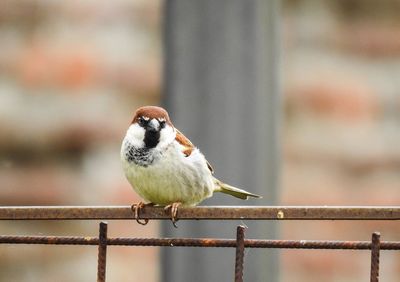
(0, 206, 399, 221)
(0, 235, 399, 250)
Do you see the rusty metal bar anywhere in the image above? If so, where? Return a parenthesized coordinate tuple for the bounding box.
(0, 206, 400, 220)
(370, 232, 381, 282)
(0, 235, 99, 245)
(0, 235, 399, 250)
(97, 222, 108, 282)
(235, 226, 246, 282)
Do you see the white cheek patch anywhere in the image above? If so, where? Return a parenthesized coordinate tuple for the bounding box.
(158, 126, 176, 149)
(125, 123, 145, 147)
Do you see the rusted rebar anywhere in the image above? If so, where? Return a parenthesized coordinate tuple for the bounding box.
(97, 222, 108, 282)
(0, 206, 399, 220)
(0, 206, 398, 281)
(234, 226, 246, 282)
(370, 232, 381, 282)
(0, 236, 99, 245)
(0, 235, 399, 250)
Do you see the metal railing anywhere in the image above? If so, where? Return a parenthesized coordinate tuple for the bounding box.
(0, 206, 399, 282)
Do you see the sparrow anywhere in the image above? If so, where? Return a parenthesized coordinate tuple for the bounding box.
(121, 106, 261, 226)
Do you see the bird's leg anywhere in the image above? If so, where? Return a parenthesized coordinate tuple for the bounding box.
(131, 202, 154, 225)
(164, 202, 182, 228)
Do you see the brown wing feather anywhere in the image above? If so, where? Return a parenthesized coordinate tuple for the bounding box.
(175, 128, 214, 174)
(175, 128, 194, 156)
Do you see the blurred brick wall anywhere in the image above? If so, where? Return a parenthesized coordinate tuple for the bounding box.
(282, 0, 400, 281)
(0, 1, 161, 281)
(1, 1, 400, 282)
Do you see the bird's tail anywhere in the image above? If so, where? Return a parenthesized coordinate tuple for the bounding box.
(214, 178, 262, 200)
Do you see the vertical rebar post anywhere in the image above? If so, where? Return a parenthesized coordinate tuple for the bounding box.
(234, 226, 246, 282)
(370, 232, 381, 282)
(97, 222, 108, 282)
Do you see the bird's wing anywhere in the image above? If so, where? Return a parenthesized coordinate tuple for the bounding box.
(175, 128, 214, 174)
(175, 128, 194, 156)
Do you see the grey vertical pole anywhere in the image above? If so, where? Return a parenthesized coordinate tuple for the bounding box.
(162, 1, 280, 282)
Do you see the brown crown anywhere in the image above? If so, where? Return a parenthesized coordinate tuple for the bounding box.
(132, 106, 172, 125)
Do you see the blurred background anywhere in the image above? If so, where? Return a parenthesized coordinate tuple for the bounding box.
(0, 0, 399, 281)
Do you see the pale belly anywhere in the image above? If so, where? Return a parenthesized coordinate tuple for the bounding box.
(122, 146, 214, 206)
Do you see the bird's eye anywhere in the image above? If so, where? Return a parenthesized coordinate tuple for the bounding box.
(159, 120, 166, 129)
(138, 117, 148, 127)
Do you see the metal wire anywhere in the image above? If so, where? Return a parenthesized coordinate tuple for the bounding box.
(1, 235, 399, 250)
(234, 226, 246, 282)
(97, 222, 108, 282)
(1, 206, 400, 220)
(1, 206, 399, 281)
(370, 232, 381, 282)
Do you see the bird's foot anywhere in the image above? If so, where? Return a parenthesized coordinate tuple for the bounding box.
(131, 202, 154, 225)
(164, 202, 182, 228)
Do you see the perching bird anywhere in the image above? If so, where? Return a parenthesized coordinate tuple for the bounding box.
(121, 106, 261, 226)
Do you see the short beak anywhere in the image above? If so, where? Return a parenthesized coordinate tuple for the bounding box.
(147, 119, 159, 133)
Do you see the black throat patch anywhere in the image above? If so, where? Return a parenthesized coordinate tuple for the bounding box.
(124, 141, 155, 167)
(144, 130, 160, 149)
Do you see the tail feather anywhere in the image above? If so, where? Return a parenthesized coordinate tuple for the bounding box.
(214, 178, 262, 200)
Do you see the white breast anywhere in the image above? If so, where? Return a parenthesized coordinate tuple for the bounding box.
(121, 141, 214, 206)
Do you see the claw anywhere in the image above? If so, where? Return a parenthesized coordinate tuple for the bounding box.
(164, 202, 182, 228)
(131, 202, 153, 225)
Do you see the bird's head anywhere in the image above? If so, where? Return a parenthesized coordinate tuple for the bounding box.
(125, 106, 176, 149)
